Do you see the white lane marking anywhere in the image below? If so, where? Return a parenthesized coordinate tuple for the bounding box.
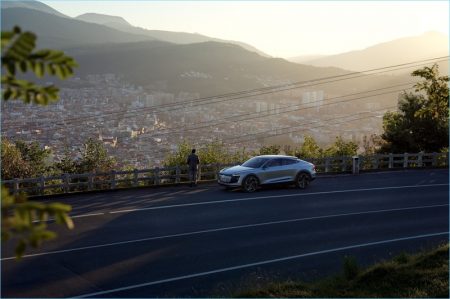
(3, 203, 448, 261)
(74, 231, 449, 298)
(109, 183, 449, 214)
(71, 213, 105, 219)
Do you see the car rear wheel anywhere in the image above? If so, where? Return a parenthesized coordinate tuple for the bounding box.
(242, 175, 259, 193)
(296, 173, 310, 189)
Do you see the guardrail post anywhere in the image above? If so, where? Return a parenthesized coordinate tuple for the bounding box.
(13, 178, 19, 196)
(403, 153, 408, 168)
(341, 157, 346, 172)
(63, 173, 70, 193)
(39, 176, 45, 195)
(88, 173, 94, 191)
(111, 170, 116, 189)
(418, 152, 423, 167)
(431, 152, 437, 167)
(388, 153, 394, 169)
(133, 169, 139, 187)
(154, 167, 160, 185)
(175, 166, 181, 184)
(325, 158, 330, 173)
(352, 156, 360, 175)
(373, 155, 379, 169)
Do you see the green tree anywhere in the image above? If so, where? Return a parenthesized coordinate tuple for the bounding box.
(14, 140, 52, 177)
(325, 136, 358, 157)
(297, 135, 323, 158)
(1, 138, 31, 180)
(1, 26, 77, 259)
(77, 138, 116, 173)
(259, 144, 281, 155)
(53, 146, 77, 174)
(381, 64, 449, 153)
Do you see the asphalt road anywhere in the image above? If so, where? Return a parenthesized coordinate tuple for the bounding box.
(2, 169, 449, 298)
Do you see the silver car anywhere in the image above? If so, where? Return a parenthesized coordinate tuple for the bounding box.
(218, 155, 316, 192)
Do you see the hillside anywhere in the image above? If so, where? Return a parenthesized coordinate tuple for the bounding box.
(74, 12, 269, 57)
(0, 0, 69, 18)
(304, 32, 449, 73)
(67, 41, 353, 94)
(1, 8, 154, 49)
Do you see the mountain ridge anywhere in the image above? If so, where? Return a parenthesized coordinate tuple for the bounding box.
(302, 31, 449, 72)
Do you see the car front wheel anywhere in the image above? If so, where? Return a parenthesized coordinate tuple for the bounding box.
(242, 175, 259, 193)
(296, 173, 310, 189)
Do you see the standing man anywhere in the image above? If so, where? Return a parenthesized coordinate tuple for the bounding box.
(187, 148, 200, 187)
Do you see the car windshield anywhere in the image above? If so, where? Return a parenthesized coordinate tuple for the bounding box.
(242, 157, 268, 168)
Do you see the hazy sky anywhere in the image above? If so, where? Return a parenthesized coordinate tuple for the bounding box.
(42, 1, 449, 58)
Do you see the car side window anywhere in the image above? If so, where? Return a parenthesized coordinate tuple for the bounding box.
(282, 158, 298, 165)
(267, 158, 282, 167)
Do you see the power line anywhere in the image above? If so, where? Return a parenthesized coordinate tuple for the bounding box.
(3, 56, 447, 131)
(143, 83, 413, 138)
(216, 105, 397, 146)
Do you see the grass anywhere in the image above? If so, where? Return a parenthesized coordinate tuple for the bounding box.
(237, 243, 449, 298)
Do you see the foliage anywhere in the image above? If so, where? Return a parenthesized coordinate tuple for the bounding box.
(238, 243, 449, 298)
(259, 144, 281, 155)
(1, 26, 78, 105)
(14, 140, 52, 177)
(324, 136, 358, 157)
(381, 64, 449, 153)
(164, 140, 252, 167)
(1, 26, 77, 260)
(1, 186, 74, 259)
(53, 147, 78, 174)
(77, 138, 117, 173)
(1, 138, 31, 180)
(296, 135, 323, 159)
(362, 134, 384, 155)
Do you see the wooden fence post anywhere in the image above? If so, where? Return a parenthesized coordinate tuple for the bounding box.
(341, 157, 346, 172)
(133, 169, 139, 187)
(373, 155, 379, 170)
(39, 176, 45, 196)
(325, 158, 330, 173)
(88, 173, 94, 191)
(13, 178, 19, 196)
(198, 164, 202, 181)
(432, 152, 437, 167)
(388, 153, 394, 169)
(175, 166, 181, 184)
(111, 170, 116, 189)
(63, 173, 70, 193)
(154, 167, 160, 185)
(418, 152, 423, 167)
(403, 153, 408, 168)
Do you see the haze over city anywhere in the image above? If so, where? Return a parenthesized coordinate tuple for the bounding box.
(42, 0, 449, 58)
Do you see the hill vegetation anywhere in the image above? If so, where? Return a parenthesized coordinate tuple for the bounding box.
(238, 243, 449, 298)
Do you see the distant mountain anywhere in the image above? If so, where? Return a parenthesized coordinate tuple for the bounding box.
(288, 55, 327, 64)
(75, 13, 132, 27)
(67, 40, 407, 97)
(74, 12, 269, 57)
(1, 0, 69, 18)
(304, 32, 449, 73)
(1, 8, 155, 49)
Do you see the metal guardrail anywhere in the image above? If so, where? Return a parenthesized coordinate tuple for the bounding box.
(2, 152, 448, 196)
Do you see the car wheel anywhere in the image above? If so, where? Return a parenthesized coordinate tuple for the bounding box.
(296, 173, 310, 189)
(242, 175, 259, 193)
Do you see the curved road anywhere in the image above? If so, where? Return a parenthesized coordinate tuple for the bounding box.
(2, 169, 449, 297)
